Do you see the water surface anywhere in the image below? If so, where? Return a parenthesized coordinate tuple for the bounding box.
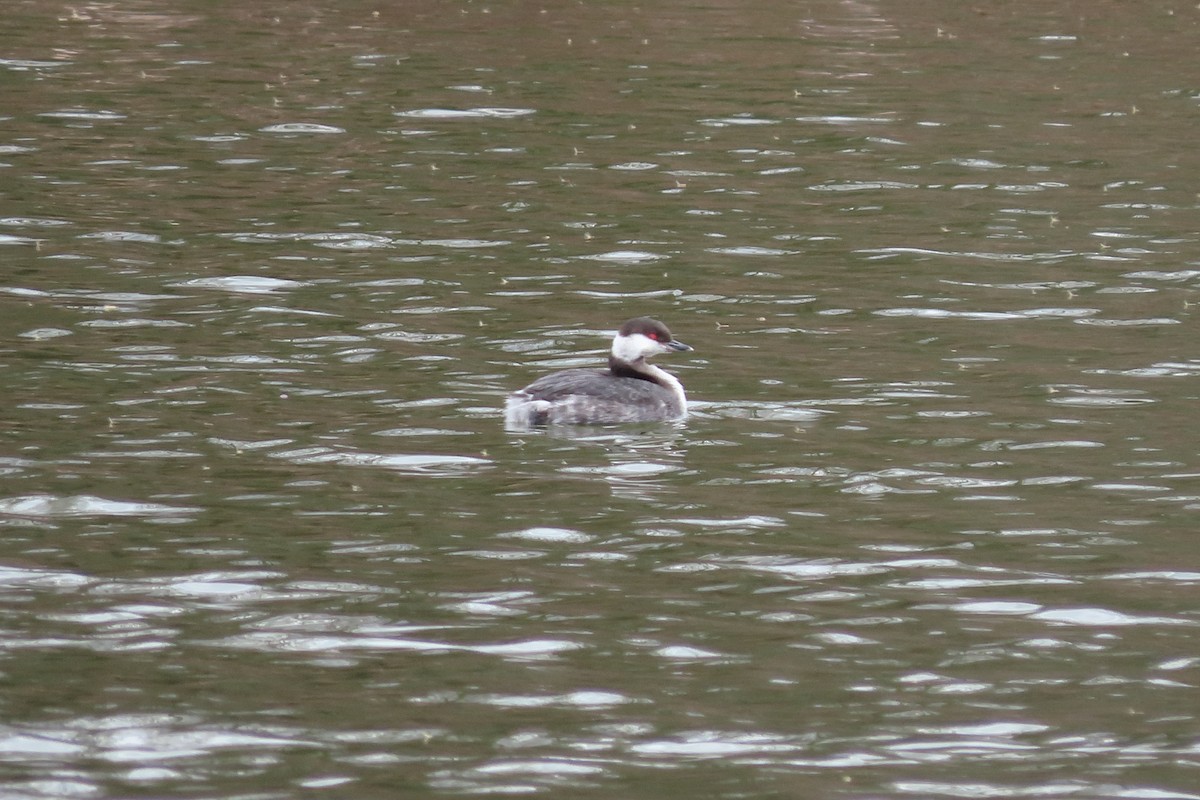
(3, 1, 1200, 798)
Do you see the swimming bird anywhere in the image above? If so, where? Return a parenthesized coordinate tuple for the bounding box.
(505, 317, 692, 427)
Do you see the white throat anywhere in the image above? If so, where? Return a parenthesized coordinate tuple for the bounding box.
(643, 363, 687, 410)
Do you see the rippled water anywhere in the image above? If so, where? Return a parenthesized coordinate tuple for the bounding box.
(4, 0, 1200, 798)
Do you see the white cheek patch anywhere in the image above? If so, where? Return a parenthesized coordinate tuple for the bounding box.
(611, 332, 659, 362)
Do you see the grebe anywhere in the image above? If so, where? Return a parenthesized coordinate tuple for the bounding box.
(505, 317, 692, 427)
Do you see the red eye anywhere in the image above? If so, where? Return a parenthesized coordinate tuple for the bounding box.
(647, 332, 659, 341)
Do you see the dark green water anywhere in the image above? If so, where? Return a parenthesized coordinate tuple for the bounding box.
(3, 1, 1199, 797)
